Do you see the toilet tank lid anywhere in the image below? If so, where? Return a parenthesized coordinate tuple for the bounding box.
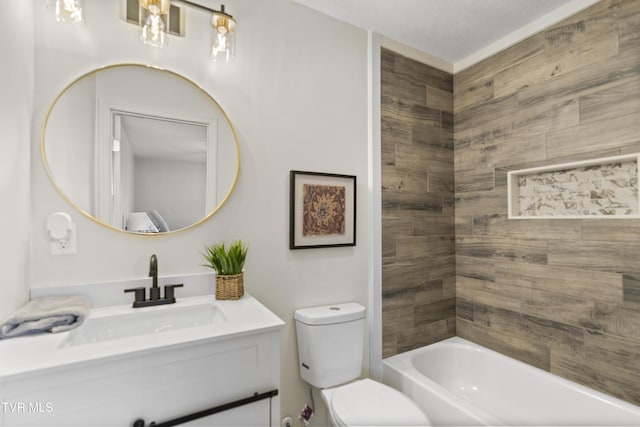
(295, 303, 365, 325)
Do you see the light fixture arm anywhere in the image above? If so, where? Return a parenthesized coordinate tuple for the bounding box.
(173, 0, 232, 18)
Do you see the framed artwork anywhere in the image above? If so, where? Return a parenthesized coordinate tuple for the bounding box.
(289, 170, 356, 249)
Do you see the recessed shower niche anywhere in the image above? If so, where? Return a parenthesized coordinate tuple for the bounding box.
(507, 153, 640, 219)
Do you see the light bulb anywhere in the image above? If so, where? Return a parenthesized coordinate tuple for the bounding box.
(140, 13, 167, 47)
(139, 0, 169, 48)
(211, 33, 230, 61)
(210, 6, 236, 62)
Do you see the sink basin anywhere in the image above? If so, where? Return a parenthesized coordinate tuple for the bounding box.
(61, 303, 220, 347)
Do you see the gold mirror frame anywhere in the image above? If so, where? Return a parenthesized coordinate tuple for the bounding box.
(40, 63, 240, 236)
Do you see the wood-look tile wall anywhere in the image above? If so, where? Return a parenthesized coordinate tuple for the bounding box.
(454, 0, 640, 405)
(381, 48, 455, 358)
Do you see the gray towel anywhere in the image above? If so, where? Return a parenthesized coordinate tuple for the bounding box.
(0, 295, 90, 339)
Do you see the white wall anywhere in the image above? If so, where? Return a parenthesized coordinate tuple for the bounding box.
(0, 2, 33, 322)
(134, 157, 206, 229)
(31, 0, 369, 424)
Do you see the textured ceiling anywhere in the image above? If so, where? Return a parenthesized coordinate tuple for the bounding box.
(291, 0, 598, 67)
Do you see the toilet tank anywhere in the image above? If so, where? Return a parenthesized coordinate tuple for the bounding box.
(294, 302, 366, 389)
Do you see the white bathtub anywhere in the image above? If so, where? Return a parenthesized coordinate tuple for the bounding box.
(383, 337, 640, 426)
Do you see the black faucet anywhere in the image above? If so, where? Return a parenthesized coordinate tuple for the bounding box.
(124, 254, 183, 308)
(149, 254, 160, 300)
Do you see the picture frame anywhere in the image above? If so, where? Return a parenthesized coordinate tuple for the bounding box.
(289, 170, 356, 249)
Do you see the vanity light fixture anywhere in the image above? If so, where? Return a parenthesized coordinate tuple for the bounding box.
(209, 4, 236, 62)
(139, 0, 171, 48)
(175, 1, 236, 61)
(135, 0, 236, 61)
(55, 0, 84, 24)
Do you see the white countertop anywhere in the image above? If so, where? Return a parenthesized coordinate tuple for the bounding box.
(0, 294, 284, 381)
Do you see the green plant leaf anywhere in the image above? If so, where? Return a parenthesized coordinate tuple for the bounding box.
(201, 240, 248, 275)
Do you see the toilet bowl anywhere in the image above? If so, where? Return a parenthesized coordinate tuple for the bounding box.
(321, 378, 431, 426)
(295, 303, 431, 426)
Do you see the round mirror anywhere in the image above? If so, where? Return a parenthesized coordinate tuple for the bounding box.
(41, 64, 240, 235)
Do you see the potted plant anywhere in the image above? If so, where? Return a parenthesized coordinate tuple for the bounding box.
(202, 240, 248, 300)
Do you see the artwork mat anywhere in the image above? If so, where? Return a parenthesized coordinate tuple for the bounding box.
(290, 170, 356, 249)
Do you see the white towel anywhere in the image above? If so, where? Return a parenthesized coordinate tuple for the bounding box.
(0, 295, 90, 339)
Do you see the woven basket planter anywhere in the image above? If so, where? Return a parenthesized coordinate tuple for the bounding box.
(215, 273, 244, 300)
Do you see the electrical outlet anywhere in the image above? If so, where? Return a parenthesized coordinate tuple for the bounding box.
(51, 223, 77, 255)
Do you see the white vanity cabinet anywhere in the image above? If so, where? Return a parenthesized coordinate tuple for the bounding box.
(0, 295, 283, 427)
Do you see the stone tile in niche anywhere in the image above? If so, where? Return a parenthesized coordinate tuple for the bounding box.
(516, 160, 638, 216)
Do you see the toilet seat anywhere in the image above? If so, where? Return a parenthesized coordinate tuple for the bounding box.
(328, 379, 431, 426)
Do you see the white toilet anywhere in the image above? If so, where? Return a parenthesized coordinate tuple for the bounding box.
(295, 302, 431, 427)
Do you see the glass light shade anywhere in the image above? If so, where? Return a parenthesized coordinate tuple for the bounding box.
(210, 8, 236, 62)
(211, 31, 235, 62)
(139, 0, 170, 48)
(139, 0, 170, 14)
(55, 0, 84, 24)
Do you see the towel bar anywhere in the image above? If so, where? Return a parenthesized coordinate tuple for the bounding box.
(132, 389, 279, 427)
